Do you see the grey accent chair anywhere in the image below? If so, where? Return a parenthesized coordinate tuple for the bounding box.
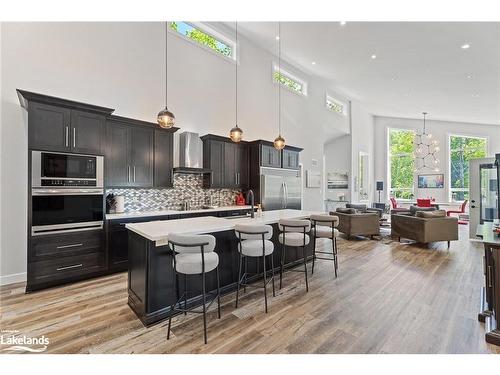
(167, 233, 221, 345)
(346, 203, 383, 218)
(278, 219, 311, 292)
(334, 208, 380, 239)
(234, 224, 275, 313)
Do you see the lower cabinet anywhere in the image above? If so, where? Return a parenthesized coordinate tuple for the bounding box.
(27, 230, 105, 292)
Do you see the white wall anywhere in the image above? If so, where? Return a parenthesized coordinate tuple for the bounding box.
(0, 22, 349, 283)
(324, 135, 351, 201)
(374, 116, 500, 204)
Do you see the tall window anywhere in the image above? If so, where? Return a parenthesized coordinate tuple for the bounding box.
(389, 128, 415, 199)
(449, 135, 487, 201)
(272, 65, 307, 96)
(170, 22, 236, 60)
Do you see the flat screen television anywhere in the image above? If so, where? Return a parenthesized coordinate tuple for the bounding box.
(418, 174, 444, 189)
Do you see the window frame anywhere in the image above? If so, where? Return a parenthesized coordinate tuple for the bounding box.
(325, 93, 347, 115)
(447, 133, 488, 203)
(168, 22, 238, 62)
(387, 127, 416, 201)
(272, 63, 308, 97)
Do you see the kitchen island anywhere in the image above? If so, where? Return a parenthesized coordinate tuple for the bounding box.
(126, 209, 323, 326)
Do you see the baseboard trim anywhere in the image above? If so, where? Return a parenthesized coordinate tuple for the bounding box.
(0, 272, 27, 286)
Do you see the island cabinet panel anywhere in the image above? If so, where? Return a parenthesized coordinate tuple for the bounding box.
(127, 223, 313, 326)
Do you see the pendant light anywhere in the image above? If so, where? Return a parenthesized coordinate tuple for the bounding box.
(274, 22, 285, 150)
(157, 22, 176, 129)
(414, 112, 440, 172)
(229, 21, 243, 142)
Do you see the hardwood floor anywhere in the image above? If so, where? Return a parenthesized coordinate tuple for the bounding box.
(1, 225, 499, 354)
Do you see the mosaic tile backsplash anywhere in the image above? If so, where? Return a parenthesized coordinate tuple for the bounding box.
(107, 173, 241, 212)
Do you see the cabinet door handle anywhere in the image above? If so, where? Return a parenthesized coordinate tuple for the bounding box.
(57, 263, 83, 271)
(133, 166, 136, 182)
(65, 126, 69, 147)
(211, 173, 214, 185)
(73, 127, 76, 148)
(56, 243, 83, 249)
(128, 166, 131, 182)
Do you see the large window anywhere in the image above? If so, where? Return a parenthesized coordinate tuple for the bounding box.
(272, 65, 307, 96)
(389, 128, 415, 199)
(449, 135, 487, 201)
(170, 22, 236, 60)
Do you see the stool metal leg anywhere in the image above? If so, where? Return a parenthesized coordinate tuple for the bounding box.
(334, 237, 338, 278)
(184, 274, 187, 315)
(279, 241, 285, 289)
(216, 266, 221, 319)
(235, 252, 243, 308)
(167, 267, 177, 340)
(263, 253, 268, 313)
(312, 232, 317, 275)
(303, 245, 309, 292)
(271, 253, 276, 297)
(201, 271, 207, 345)
(244, 256, 248, 293)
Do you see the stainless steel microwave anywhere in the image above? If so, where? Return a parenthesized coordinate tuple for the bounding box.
(32, 151, 103, 188)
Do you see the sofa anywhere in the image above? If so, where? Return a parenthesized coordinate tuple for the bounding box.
(333, 207, 380, 239)
(345, 203, 383, 218)
(391, 209, 458, 247)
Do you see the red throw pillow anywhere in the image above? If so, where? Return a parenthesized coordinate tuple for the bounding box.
(417, 198, 432, 207)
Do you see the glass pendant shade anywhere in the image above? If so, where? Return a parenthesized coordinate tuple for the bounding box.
(274, 134, 286, 150)
(229, 125, 243, 142)
(157, 107, 175, 129)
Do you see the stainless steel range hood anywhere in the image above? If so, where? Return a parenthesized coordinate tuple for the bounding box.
(173, 132, 212, 174)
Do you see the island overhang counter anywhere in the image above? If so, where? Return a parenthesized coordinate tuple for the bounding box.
(126, 209, 324, 326)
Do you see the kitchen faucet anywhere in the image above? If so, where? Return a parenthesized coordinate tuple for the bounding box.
(247, 189, 255, 218)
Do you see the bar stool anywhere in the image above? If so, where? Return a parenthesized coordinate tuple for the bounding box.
(167, 233, 221, 344)
(310, 214, 340, 277)
(278, 219, 311, 292)
(234, 224, 275, 313)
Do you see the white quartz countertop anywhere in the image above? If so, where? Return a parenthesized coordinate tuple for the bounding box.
(125, 209, 326, 245)
(106, 205, 252, 220)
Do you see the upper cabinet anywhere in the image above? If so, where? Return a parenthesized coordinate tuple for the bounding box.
(18, 90, 113, 155)
(105, 116, 178, 189)
(250, 140, 303, 170)
(201, 134, 249, 189)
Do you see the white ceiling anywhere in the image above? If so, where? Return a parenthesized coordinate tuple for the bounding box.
(234, 22, 500, 125)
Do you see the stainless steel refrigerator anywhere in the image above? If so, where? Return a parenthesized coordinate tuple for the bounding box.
(260, 167, 302, 211)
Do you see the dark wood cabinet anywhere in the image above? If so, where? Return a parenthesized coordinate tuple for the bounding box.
(105, 116, 176, 189)
(70, 110, 105, 155)
(283, 148, 300, 170)
(261, 144, 282, 168)
(27, 229, 105, 292)
(28, 102, 71, 152)
(19, 90, 112, 155)
(203, 138, 225, 188)
(201, 134, 249, 189)
(154, 130, 174, 188)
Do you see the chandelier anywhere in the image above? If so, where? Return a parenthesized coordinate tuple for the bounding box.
(414, 112, 440, 172)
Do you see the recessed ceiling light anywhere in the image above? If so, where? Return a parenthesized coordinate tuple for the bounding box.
(340, 21, 347, 26)
(461, 44, 470, 49)
(391, 77, 396, 81)
(275, 36, 280, 40)
(472, 93, 480, 97)
(311, 61, 316, 65)
(371, 54, 377, 59)
(466, 74, 473, 79)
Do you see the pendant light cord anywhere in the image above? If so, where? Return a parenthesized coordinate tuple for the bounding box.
(166, 22, 168, 107)
(278, 21, 281, 136)
(235, 21, 238, 126)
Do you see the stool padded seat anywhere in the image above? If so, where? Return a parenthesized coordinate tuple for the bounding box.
(312, 226, 339, 238)
(175, 252, 219, 275)
(279, 232, 310, 246)
(240, 239, 274, 257)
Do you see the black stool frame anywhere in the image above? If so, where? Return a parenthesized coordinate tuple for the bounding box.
(167, 240, 221, 344)
(279, 222, 310, 292)
(235, 230, 276, 313)
(310, 218, 338, 277)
